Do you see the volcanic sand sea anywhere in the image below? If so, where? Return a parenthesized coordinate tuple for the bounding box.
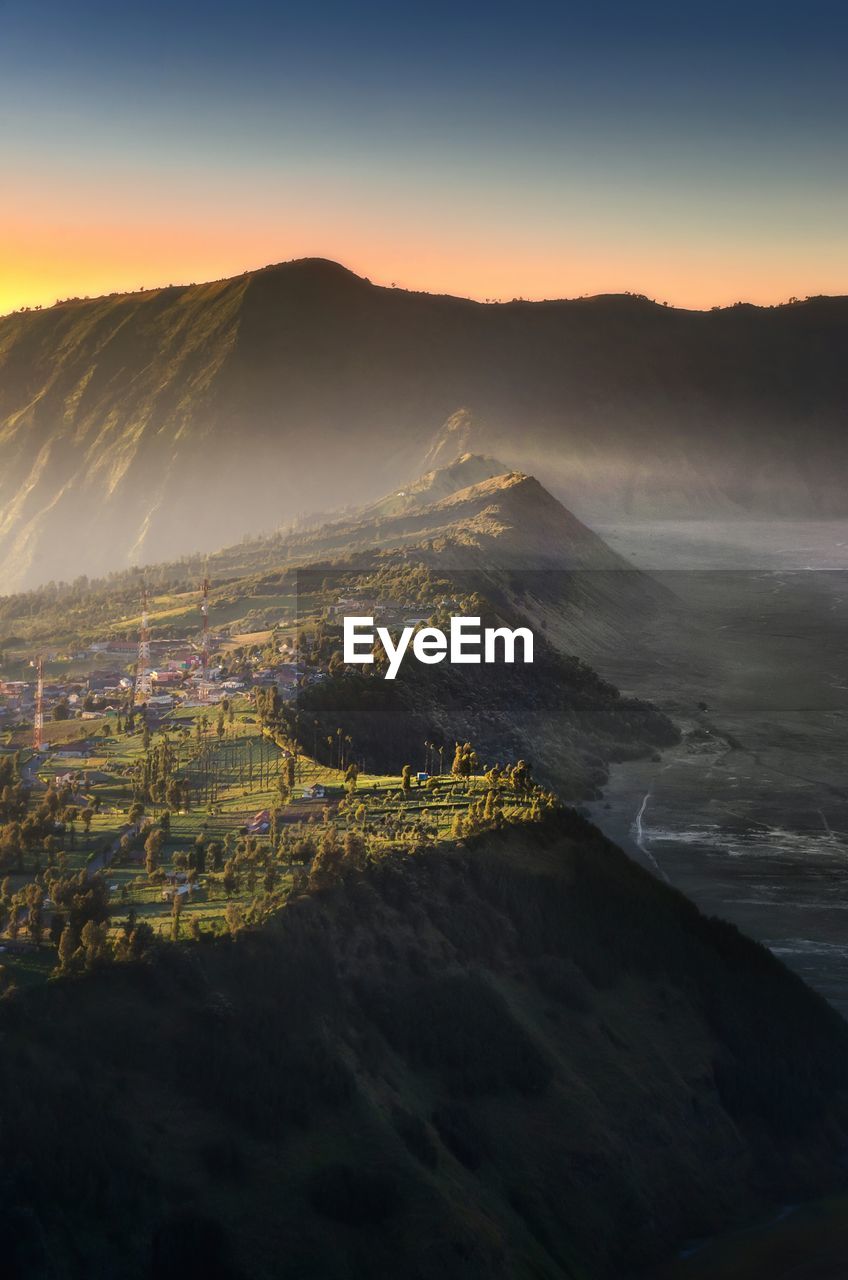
(585, 521, 848, 1015)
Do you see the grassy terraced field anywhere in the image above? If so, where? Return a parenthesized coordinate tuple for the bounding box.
(0, 697, 540, 982)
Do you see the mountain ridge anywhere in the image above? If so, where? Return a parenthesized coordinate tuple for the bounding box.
(13, 255, 846, 320)
(0, 455, 656, 647)
(3, 256, 847, 590)
(263, 462, 637, 572)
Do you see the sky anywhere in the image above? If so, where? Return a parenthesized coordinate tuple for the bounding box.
(1, 0, 847, 314)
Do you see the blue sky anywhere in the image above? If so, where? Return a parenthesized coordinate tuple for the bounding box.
(2, 0, 846, 310)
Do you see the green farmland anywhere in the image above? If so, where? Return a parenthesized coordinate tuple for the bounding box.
(0, 697, 545, 983)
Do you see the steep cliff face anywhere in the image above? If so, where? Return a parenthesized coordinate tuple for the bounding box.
(2, 258, 847, 590)
(2, 812, 846, 1280)
(0, 275, 250, 588)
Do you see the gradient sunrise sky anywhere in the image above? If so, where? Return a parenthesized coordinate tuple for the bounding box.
(2, 0, 847, 315)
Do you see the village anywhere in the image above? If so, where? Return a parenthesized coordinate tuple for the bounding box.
(0, 577, 543, 985)
(0, 573, 465, 740)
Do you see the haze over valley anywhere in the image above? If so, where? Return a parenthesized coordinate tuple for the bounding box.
(2, 258, 848, 592)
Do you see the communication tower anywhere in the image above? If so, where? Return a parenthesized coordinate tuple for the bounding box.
(199, 576, 210, 702)
(33, 656, 44, 751)
(135, 589, 154, 704)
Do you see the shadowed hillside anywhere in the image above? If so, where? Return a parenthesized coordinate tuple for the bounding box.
(2, 259, 847, 589)
(1, 810, 846, 1280)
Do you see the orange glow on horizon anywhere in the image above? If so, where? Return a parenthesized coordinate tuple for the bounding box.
(2, 216, 845, 317)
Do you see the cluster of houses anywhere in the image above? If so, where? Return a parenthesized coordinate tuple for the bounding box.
(0, 583, 461, 746)
(0, 628, 308, 743)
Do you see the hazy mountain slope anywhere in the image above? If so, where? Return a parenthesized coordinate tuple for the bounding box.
(2, 453, 637, 616)
(0, 460, 666, 669)
(244, 468, 636, 571)
(2, 812, 847, 1280)
(421, 407, 484, 471)
(1, 259, 847, 589)
(217, 461, 673, 659)
(357, 450, 506, 518)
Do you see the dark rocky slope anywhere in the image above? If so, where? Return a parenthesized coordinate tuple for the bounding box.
(2, 810, 846, 1279)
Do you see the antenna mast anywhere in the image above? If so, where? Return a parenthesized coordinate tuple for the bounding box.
(135, 588, 153, 705)
(33, 656, 44, 752)
(199, 575, 210, 702)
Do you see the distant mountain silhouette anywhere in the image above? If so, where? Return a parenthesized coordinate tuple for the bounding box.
(421, 408, 490, 471)
(1, 257, 847, 589)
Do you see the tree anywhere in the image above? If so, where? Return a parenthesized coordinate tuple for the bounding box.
(57, 923, 77, 973)
(345, 760, 359, 785)
(225, 902, 242, 939)
(451, 742, 477, 778)
(80, 919, 109, 970)
(309, 829, 344, 889)
(144, 828, 163, 877)
(49, 909, 66, 948)
(343, 829, 366, 871)
(25, 882, 44, 946)
(328, 649, 344, 677)
(171, 891, 183, 941)
(222, 858, 239, 896)
(510, 760, 531, 793)
(292, 835, 316, 866)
